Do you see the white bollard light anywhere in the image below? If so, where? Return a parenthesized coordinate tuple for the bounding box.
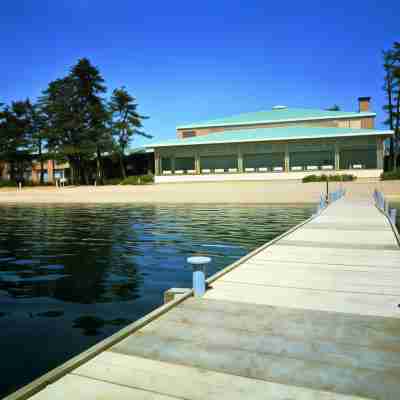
(187, 256, 211, 297)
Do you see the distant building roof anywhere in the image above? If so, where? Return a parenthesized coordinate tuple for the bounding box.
(145, 127, 392, 148)
(177, 108, 376, 130)
(128, 147, 154, 154)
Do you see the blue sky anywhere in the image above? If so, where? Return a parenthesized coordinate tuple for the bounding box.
(0, 0, 398, 147)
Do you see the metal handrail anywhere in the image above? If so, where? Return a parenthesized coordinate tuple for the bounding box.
(317, 187, 346, 214)
(373, 189, 397, 225)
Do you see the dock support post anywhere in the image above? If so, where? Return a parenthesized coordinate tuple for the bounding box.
(187, 256, 211, 297)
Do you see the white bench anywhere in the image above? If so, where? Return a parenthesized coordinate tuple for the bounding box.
(352, 164, 363, 169)
(228, 168, 238, 173)
(215, 169, 225, 174)
(273, 167, 284, 172)
(258, 167, 268, 172)
(245, 167, 255, 172)
(321, 165, 334, 170)
(307, 165, 318, 171)
(201, 169, 211, 174)
(291, 166, 302, 171)
(163, 170, 172, 175)
(187, 170, 196, 174)
(174, 170, 184, 175)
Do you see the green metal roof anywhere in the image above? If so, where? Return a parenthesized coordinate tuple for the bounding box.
(128, 147, 154, 154)
(177, 108, 376, 129)
(145, 127, 392, 148)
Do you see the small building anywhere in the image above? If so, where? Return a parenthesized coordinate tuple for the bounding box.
(146, 97, 393, 183)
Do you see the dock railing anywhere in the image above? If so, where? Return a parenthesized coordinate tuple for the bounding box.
(317, 187, 345, 214)
(373, 189, 397, 225)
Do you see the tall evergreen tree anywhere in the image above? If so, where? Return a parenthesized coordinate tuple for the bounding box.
(383, 42, 400, 170)
(0, 100, 32, 181)
(109, 87, 150, 179)
(40, 58, 111, 184)
(23, 100, 47, 183)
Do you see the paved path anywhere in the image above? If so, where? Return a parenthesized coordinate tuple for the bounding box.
(7, 196, 400, 400)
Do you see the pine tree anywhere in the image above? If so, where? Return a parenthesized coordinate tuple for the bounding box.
(0, 101, 32, 181)
(40, 59, 112, 184)
(383, 42, 400, 170)
(109, 87, 151, 179)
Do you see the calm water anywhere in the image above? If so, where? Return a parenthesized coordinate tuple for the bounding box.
(0, 203, 313, 396)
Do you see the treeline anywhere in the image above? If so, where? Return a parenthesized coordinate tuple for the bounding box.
(383, 41, 400, 170)
(0, 58, 150, 184)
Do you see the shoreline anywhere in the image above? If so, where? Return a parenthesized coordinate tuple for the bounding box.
(0, 180, 399, 204)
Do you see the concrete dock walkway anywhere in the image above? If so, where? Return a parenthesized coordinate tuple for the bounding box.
(6, 194, 400, 400)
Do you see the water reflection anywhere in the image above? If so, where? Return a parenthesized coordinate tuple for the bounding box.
(0, 203, 313, 397)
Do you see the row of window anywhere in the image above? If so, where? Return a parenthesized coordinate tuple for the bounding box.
(160, 149, 377, 173)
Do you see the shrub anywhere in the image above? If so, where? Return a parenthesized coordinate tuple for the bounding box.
(120, 175, 154, 185)
(302, 174, 356, 183)
(381, 169, 400, 180)
(0, 180, 17, 188)
(103, 178, 123, 185)
(0, 180, 56, 188)
(302, 174, 320, 183)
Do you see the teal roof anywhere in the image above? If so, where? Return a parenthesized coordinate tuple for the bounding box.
(128, 147, 154, 154)
(146, 127, 392, 148)
(177, 108, 376, 129)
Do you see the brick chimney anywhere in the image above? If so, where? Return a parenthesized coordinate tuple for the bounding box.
(358, 96, 371, 112)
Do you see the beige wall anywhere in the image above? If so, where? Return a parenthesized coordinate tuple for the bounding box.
(177, 117, 375, 138)
(155, 168, 383, 183)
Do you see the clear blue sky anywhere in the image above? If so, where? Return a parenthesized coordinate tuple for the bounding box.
(0, 0, 398, 147)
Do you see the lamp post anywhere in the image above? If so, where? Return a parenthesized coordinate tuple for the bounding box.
(325, 175, 330, 203)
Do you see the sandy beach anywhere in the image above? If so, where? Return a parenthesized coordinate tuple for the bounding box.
(0, 180, 399, 204)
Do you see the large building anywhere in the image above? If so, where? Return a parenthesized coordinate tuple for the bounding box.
(147, 97, 393, 183)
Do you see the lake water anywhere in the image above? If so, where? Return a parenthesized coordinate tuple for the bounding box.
(0, 203, 312, 396)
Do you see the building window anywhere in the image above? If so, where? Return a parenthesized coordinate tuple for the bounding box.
(243, 153, 285, 170)
(161, 157, 172, 172)
(181, 131, 196, 139)
(175, 157, 195, 171)
(340, 148, 377, 169)
(200, 155, 237, 172)
(289, 151, 334, 169)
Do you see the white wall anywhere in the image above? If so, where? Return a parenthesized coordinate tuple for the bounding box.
(155, 169, 383, 184)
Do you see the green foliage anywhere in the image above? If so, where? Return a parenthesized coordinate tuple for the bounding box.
(103, 177, 123, 185)
(109, 87, 151, 178)
(39, 58, 112, 184)
(0, 180, 17, 188)
(102, 175, 154, 186)
(1, 58, 151, 185)
(0, 100, 34, 180)
(0, 180, 54, 188)
(120, 175, 154, 185)
(381, 169, 400, 180)
(383, 42, 400, 170)
(302, 174, 356, 183)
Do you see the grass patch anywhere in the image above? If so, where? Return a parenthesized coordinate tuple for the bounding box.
(302, 174, 356, 183)
(0, 180, 54, 188)
(381, 169, 400, 180)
